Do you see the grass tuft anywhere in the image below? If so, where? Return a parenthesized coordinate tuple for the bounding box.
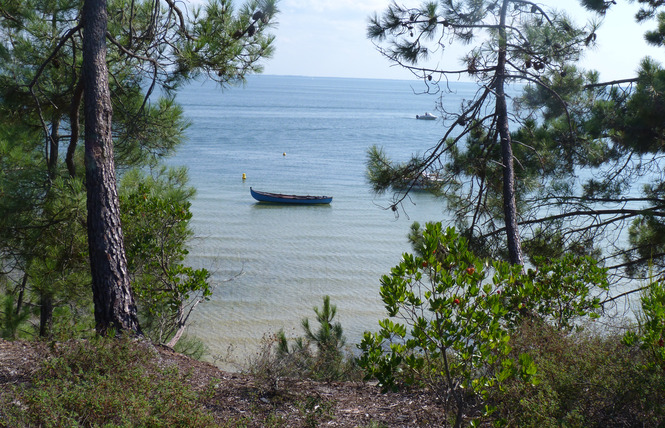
(0, 336, 215, 427)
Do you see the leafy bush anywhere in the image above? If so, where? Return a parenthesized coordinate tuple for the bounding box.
(120, 167, 213, 347)
(496, 319, 665, 427)
(0, 337, 215, 427)
(506, 253, 609, 330)
(624, 278, 665, 368)
(358, 223, 609, 427)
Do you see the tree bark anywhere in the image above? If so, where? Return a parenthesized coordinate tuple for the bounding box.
(82, 0, 141, 335)
(67, 77, 84, 177)
(15, 272, 28, 317)
(39, 292, 53, 337)
(496, 0, 524, 266)
(48, 115, 60, 176)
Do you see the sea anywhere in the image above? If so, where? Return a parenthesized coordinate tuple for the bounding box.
(168, 75, 483, 367)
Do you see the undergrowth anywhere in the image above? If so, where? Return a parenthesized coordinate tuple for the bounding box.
(494, 319, 665, 427)
(245, 296, 361, 394)
(0, 336, 215, 427)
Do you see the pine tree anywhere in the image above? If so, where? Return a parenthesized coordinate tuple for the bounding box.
(366, 0, 595, 266)
(0, 0, 278, 335)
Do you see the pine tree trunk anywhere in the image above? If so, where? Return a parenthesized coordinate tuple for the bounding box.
(67, 78, 84, 178)
(39, 293, 53, 337)
(496, 0, 524, 266)
(82, 0, 141, 335)
(48, 115, 60, 176)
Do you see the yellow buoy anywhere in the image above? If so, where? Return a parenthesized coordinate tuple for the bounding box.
(283, 152, 286, 156)
(242, 173, 246, 180)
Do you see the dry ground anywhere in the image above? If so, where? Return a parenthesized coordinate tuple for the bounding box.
(0, 339, 450, 427)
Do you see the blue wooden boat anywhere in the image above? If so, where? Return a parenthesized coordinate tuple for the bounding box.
(250, 187, 333, 204)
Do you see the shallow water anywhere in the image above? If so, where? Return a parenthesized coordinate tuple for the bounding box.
(170, 76, 474, 366)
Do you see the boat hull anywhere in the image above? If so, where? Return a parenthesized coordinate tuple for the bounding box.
(250, 188, 332, 204)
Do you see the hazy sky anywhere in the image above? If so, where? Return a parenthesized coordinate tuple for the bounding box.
(190, 0, 664, 81)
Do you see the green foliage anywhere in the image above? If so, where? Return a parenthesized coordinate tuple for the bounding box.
(0, 0, 279, 338)
(359, 222, 609, 426)
(619, 58, 665, 153)
(276, 296, 355, 382)
(0, 122, 92, 338)
(359, 223, 529, 424)
(496, 320, 665, 427)
(0, 294, 32, 339)
(365, 0, 596, 267)
(514, 55, 665, 278)
(365, 0, 665, 279)
(579, 0, 614, 14)
(522, 225, 602, 263)
(0, 337, 215, 427)
(626, 199, 665, 278)
(174, 334, 210, 360)
(645, 11, 665, 45)
(48, 304, 95, 341)
(366, 146, 443, 195)
(112, 95, 191, 169)
(0, 138, 212, 342)
(120, 168, 212, 345)
(366, 145, 399, 194)
(168, 0, 278, 87)
(246, 297, 357, 392)
(301, 296, 346, 370)
(511, 254, 609, 330)
(624, 279, 665, 369)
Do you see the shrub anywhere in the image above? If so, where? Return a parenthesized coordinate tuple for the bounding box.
(244, 332, 301, 394)
(496, 319, 665, 427)
(0, 293, 32, 339)
(509, 253, 609, 330)
(277, 295, 353, 382)
(358, 223, 609, 427)
(624, 278, 665, 368)
(0, 336, 215, 427)
(120, 168, 213, 348)
(246, 296, 358, 389)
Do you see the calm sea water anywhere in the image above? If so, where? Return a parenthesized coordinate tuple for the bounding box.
(170, 75, 476, 366)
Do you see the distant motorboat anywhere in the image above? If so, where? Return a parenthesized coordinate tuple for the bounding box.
(416, 112, 437, 120)
(394, 172, 444, 190)
(250, 187, 333, 204)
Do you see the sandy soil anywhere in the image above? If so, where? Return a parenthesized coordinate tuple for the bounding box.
(0, 339, 450, 427)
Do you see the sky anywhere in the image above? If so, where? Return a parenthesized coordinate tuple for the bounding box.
(190, 0, 664, 81)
